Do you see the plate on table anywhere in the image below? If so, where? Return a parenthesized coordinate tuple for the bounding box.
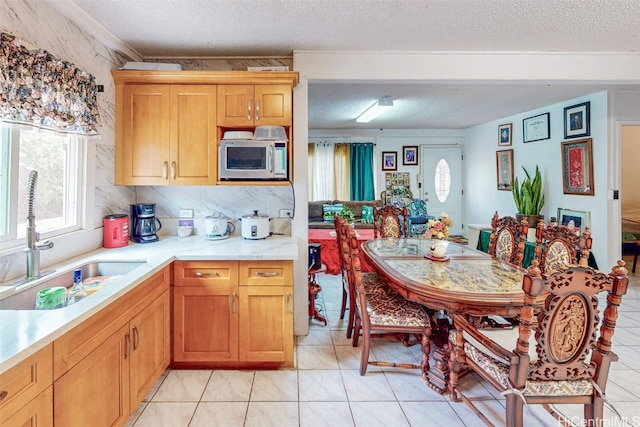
(424, 254, 450, 262)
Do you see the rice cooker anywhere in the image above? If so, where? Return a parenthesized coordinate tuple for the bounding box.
(240, 210, 271, 239)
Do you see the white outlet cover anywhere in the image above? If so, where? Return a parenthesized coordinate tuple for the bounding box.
(179, 209, 194, 218)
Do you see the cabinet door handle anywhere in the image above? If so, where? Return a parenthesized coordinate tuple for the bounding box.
(255, 100, 260, 121)
(133, 326, 140, 350)
(163, 161, 168, 180)
(124, 332, 131, 359)
(0, 390, 7, 402)
(247, 100, 252, 121)
(286, 292, 291, 312)
(196, 271, 219, 277)
(255, 271, 277, 277)
(171, 161, 176, 180)
(232, 292, 236, 313)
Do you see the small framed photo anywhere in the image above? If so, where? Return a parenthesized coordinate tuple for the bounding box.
(382, 151, 397, 171)
(564, 101, 590, 138)
(557, 208, 591, 236)
(402, 146, 418, 165)
(498, 123, 512, 146)
(523, 112, 550, 143)
(561, 138, 594, 196)
(496, 149, 514, 191)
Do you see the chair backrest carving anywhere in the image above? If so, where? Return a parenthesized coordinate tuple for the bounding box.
(488, 211, 528, 267)
(333, 213, 349, 285)
(516, 260, 628, 382)
(533, 219, 580, 274)
(373, 205, 408, 238)
(335, 216, 358, 307)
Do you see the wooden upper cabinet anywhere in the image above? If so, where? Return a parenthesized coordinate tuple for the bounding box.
(112, 70, 298, 186)
(115, 83, 217, 186)
(118, 84, 171, 185)
(217, 84, 292, 127)
(171, 85, 217, 185)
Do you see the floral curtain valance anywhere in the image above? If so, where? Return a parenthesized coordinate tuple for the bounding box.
(0, 32, 101, 135)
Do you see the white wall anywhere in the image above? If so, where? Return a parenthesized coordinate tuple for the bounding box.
(464, 91, 609, 266)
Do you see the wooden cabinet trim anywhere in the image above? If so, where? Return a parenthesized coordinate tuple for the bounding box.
(112, 70, 299, 86)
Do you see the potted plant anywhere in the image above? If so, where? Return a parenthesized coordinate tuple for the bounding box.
(511, 165, 545, 228)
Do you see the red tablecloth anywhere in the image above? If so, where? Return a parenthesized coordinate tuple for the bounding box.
(308, 228, 375, 275)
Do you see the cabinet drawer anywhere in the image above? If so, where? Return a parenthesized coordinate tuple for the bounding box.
(0, 385, 52, 427)
(173, 261, 238, 287)
(239, 261, 292, 286)
(0, 343, 52, 422)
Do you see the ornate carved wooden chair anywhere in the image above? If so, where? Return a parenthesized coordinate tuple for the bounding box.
(373, 205, 409, 238)
(488, 211, 528, 267)
(448, 260, 629, 427)
(334, 216, 393, 339)
(533, 219, 580, 274)
(339, 222, 433, 376)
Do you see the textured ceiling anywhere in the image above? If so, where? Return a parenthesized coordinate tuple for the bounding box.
(64, 0, 640, 129)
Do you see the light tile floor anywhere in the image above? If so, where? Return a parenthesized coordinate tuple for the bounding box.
(127, 255, 640, 427)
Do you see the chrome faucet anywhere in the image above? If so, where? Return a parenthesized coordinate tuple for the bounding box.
(24, 170, 54, 280)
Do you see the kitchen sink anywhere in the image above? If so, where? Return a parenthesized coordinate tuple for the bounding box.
(0, 260, 146, 310)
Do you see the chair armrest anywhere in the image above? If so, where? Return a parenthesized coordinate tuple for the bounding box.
(451, 313, 520, 365)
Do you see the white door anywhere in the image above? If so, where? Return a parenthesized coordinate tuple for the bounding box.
(420, 146, 463, 236)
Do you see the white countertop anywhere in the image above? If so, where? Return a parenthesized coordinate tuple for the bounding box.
(0, 234, 298, 373)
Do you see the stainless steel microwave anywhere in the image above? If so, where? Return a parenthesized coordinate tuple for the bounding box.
(218, 139, 288, 180)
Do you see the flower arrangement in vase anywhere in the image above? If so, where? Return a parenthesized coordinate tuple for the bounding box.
(423, 213, 453, 240)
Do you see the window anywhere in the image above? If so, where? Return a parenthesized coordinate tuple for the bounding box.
(0, 124, 84, 247)
(434, 158, 451, 203)
(308, 142, 375, 201)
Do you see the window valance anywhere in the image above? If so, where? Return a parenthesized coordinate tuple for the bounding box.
(0, 32, 101, 135)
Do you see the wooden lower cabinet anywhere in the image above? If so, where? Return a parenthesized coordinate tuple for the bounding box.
(173, 285, 239, 362)
(129, 289, 171, 408)
(0, 386, 53, 427)
(238, 284, 293, 364)
(54, 324, 130, 427)
(0, 344, 53, 427)
(172, 260, 293, 367)
(53, 268, 170, 427)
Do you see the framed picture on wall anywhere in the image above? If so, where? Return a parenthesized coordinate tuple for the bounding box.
(523, 112, 550, 143)
(382, 151, 397, 171)
(498, 123, 512, 146)
(496, 149, 514, 191)
(564, 101, 590, 138)
(402, 146, 418, 165)
(561, 138, 594, 196)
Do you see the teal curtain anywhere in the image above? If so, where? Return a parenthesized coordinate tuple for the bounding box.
(350, 143, 374, 201)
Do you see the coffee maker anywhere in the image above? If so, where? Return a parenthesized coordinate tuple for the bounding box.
(130, 203, 162, 243)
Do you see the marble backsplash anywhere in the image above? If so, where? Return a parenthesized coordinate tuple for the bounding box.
(0, 0, 295, 284)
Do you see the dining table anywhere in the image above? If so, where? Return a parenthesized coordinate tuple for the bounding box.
(360, 237, 545, 396)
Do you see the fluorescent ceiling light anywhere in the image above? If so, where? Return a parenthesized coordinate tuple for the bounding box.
(356, 97, 394, 123)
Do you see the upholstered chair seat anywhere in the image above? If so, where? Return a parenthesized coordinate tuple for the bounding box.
(364, 291, 432, 328)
